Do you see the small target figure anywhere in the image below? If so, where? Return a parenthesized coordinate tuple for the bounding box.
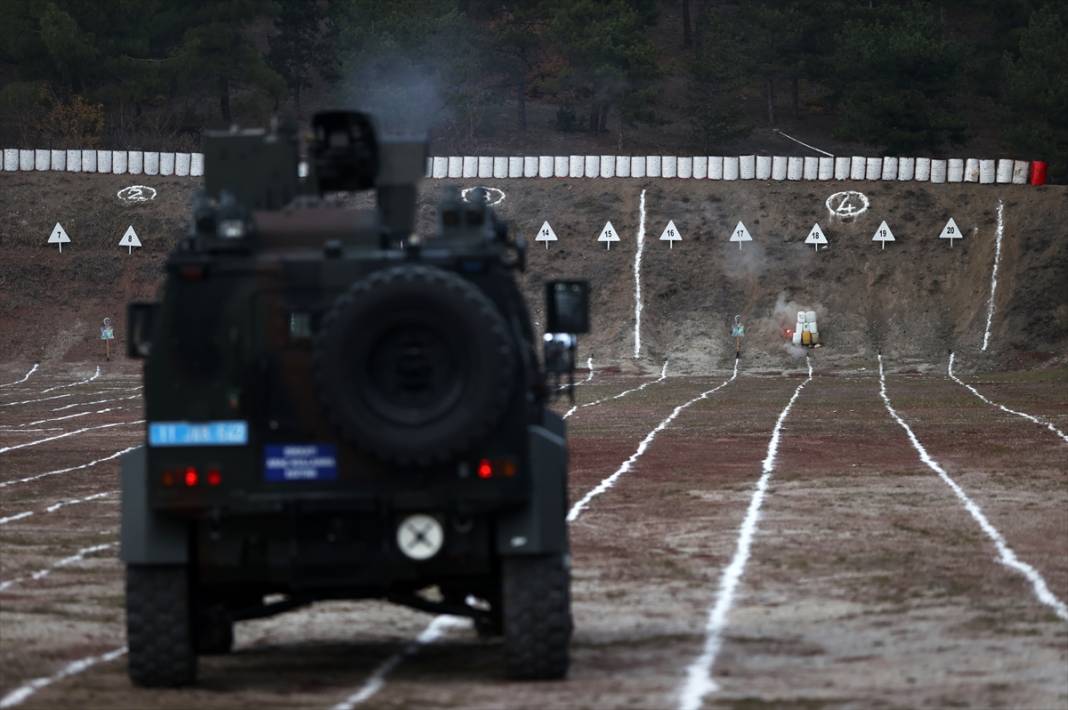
(731, 315, 745, 358)
(100, 317, 115, 361)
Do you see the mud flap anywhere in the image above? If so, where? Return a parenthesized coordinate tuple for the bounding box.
(495, 420, 568, 556)
(120, 446, 188, 564)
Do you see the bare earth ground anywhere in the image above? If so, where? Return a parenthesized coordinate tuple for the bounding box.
(0, 360, 1064, 709)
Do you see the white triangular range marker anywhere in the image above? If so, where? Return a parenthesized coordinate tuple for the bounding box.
(939, 217, 961, 247)
(598, 221, 620, 250)
(729, 221, 752, 249)
(535, 221, 558, 249)
(119, 226, 142, 254)
(48, 223, 71, 252)
(805, 223, 828, 252)
(659, 220, 682, 249)
(872, 220, 895, 250)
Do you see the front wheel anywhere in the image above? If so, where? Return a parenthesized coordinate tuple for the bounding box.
(125, 565, 197, 687)
(501, 554, 572, 679)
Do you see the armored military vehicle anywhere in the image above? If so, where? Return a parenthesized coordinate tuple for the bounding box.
(121, 111, 589, 687)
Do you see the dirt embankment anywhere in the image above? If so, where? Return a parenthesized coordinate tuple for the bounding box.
(1, 172, 1066, 371)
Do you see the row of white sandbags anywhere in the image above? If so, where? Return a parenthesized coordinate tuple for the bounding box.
(424, 154, 1031, 184)
(1, 148, 1032, 184)
(1, 149, 204, 176)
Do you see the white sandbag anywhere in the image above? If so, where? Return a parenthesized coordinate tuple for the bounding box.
(1012, 160, 1029, 184)
(523, 156, 537, 178)
(190, 152, 204, 176)
(708, 156, 724, 180)
(787, 156, 803, 180)
(631, 156, 646, 178)
(930, 159, 947, 183)
(803, 156, 818, 180)
(739, 155, 755, 179)
(644, 155, 660, 177)
(98, 150, 113, 173)
(914, 157, 931, 181)
(161, 152, 175, 176)
(144, 152, 160, 175)
(433, 156, 448, 178)
(834, 156, 850, 180)
(616, 155, 631, 178)
(50, 149, 65, 171)
(66, 149, 80, 172)
(964, 158, 979, 182)
(493, 156, 507, 179)
(463, 156, 477, 178)
(692, 156, 708, 179)
(897, 157, 915, 181)
(600, 155, 615, 178)
(128, 150, 143, 174)
(538, 156, 553, 178)
(865, 157, 881, 180)
(19, 149, 34, 170)
(35, 149, 50, 170)
(584, 155, 599, 177)
(478, 156, 494, 178)
(818, 156, 834, 180)
(3, 149, 17, 171)
(771, 155, 787, 180)
(677, 156, 692, 178)
(979, 159, 995, 184)
(447, 156, 462, 178)
(848, 156, 864, 180)
(554, 156, 568, 177)
(996, 158, 1013, 184)
(662, 155, 677, 178)
(756, 155, 772, 179)
(508, 156, 523, 178)
(723, 156, 739, 180)
(946, 158, 964, 182)
(112, 151, 129, 174)
(174, 152, 189, 176)
(569, 155, 583, 178)
(881, 157, 898, 180)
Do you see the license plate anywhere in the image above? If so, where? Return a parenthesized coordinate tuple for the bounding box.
(264, 444, 338, 482)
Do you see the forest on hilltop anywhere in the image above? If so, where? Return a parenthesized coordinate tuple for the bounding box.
(1, 1, 1066, 179)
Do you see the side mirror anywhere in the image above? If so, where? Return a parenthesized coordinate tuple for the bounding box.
(127, 302, 159, 358)
(545, 280, 589, 335)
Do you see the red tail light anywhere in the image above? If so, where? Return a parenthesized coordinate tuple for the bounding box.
(207, 469, 222, 486)
(477, 459, 493, 479)
(184, 467, 199, 487)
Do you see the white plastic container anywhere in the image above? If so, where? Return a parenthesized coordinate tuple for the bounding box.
(914, 157, 931, 181)
(865, 157, 882, 180)
(35, 149, 50, 170)
(739, 154, 756, 179)
(930, 159, 947, 183)
(599, 155, 614, 178)
(834, 156, 850, 180)
(128, 150, 143, 175)
(537, 156, 553, 178)
(462, 156, 477, 178)
(692, 156, 708, 179)
(881, 157, 898, 180)
(50, 149, 66, 171)
(771, 155, 787, 180)
(190, 152, 204, 176)
(996, 159, 1013, 184)
(787, 156, 803, 180)
(112, 151, 128, 174)
(631, 156, 646, 178)
(479, 156, 494, 178)
(708, 156, 724, 180)
(523, 156, 537, 178)
(508, 156, 524, 178)
(946, 158, 964, 182)
(646, 155, 662, 177)
(818, 156, 834, 180)
(19, 149, 34, 170)
(583, 155, 599, 177)
(432, 157, 448, 178)
(850, 156, 865, 180)
(615, 155, 631, 178)
(676, 156, 692, 179)
(723, 156, 739, 180)
(1012, 160, 1029, 184)
(144, 151, 160, 175)
(66, 149, 81, 172)
(979, 159, 995, 184)
(897, 157, 915, 181)
(803, 156, 819, 180)
(174, 152, 189, 176)
(3, 149, 18, 171)
(661, 155, 677, 178)
(554, 156, 568, 177)
(161, 152, 175, 176)
(756, 155, 772, 179)
(964, 158, 979, 182)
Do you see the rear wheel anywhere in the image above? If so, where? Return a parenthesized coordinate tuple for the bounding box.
(501, 555, 572, 679)
(126, 565, 196, 687)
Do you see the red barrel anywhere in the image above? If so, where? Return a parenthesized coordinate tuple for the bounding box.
(1029, 160, 1047, 185)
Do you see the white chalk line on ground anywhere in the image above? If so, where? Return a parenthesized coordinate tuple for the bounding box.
(0, 393, 73, 408)
(40, 366, 101, 393)
(982, 199, 1004, 351)
(329, 616, 471, 710)
(564, 360, 669, 420)
(678, 358, 813, 710)
(0, 444, 141, 489)
(0, 364, 39, 389)
(0, 646, 127, 709)
(51, 392, 141, 412)
(772, 128, 834, 157)
(0, 419, 144, 455)
(634, 188, 646, 359)
(0, 491, 117, 527)
(568, 359, 739, 523)
(948, 353, 1067, 444)
(334, 359, 732, 707)
(557, 357, 595, 391)
(19, 405, 126, 428)
(879, 355, 1068, 622)
(0, 542, 116, 593)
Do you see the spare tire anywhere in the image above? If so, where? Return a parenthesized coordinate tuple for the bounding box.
(314, 265, 516, 465)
